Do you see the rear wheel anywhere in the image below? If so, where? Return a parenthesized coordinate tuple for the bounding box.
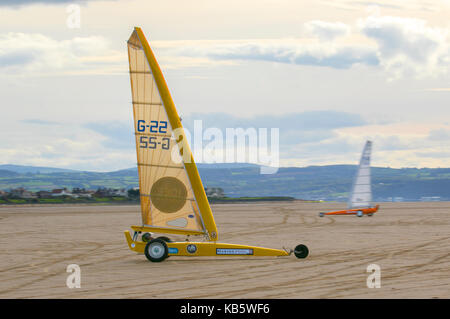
(144, 238, 169, 262)
(157, 236, 172, 242)
(156, 236, 172, 258)
(142, 232, 153, 243)
(294, 244, 309, 259)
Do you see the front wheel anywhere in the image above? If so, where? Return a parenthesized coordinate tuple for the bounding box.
(318, 212, 325, 217)
(356, 211, 363, 217)
(294, 244, 309, 259)
(144, 238, 169, 262)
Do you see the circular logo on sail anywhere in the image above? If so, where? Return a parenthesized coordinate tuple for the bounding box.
(186, 244, 197, 254)
(150, 177, 187, 213)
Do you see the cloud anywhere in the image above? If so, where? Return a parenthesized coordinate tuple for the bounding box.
(424, 87, 450, 92)
(0, 0, 118, 7)
(0, 119, 135, 171)
(171, 111, 367, 168)
(21, 119, 59, 126)
(303, 20, 351, 40)
(350, 1, 404, 10)
(154, 13, 450, 79)
(427, 128, 450, 141)
(358, 14, 450, 79)
(0, 51, 35, 66)
(83, 121, 134, 149)
(182, 110, 366, 131)
(171, 38, 379, 70)
(3, 114, 449, 171)
(331, 123, 450, 167)
(279, 122, 450, 168)
(415, 151, 450, 159)
(0, 32, 125, 75)
(3, 14, 448, 79)
(181, 110, 367, 146)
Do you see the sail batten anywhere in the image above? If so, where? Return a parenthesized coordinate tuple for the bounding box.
(137, 163, 184, 169)
(132, 102, 163, 105)
(129, 71, 152, 74)
(348, 141, 373, 209)
(134, 132, 172, 137)
(127, 27, 218, 240)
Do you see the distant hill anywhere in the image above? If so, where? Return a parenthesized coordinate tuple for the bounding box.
(198, 165, 450, 201)
(0, 170, 19, 177)
(0, 163, 449, 201)
(197, 163, 261, 169)
(0, 164, 77, 174)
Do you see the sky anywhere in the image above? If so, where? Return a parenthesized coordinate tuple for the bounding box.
(0, 0, 449, 171)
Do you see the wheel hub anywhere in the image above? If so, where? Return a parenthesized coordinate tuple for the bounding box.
(150, 243, 165, 258)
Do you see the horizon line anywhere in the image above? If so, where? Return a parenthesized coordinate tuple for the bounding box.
(1, 162, 449, 173)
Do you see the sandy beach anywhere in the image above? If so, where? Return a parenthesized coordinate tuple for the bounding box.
(0, 201, 448, 298)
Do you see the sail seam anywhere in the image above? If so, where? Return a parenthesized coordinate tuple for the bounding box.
(140, 193, 195, 201)
(137, 163, 183, 169)
(134, 132, 172, 137)
(129, 71, 152, 74)
(132, 102, 163, 105)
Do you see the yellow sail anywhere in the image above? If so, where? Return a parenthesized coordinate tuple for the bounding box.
(127, 27, 218, 241)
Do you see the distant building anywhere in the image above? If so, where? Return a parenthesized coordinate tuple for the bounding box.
(77, 193, 93, 198)
(51, 188, 73, 197)
(36, 191, 52, 199)
(388, 196, 404, 202)
(111, 188, 127, 197)
(94, 188, 127, 197)
(205, 187, 225, 198)
(127, 187, 140, 198)
(10, 187, 37, 199)
(72, 188, 85, 194)
(94, 188, 108, 197)
(421, 196, 441, 202)
(72, 188, 93, 198)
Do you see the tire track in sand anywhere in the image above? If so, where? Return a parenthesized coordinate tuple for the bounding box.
(0, 241, 107, 295)
(183, 235, 450, 298)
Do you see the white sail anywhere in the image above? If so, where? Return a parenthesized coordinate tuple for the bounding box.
(348, 141, 373, 209)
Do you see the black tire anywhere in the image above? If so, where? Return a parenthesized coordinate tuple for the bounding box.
(156, 236, 172, 258)
(368, 213, 373, 217)
(142, 232, 153, 243)
(294, 244, 309, 259)
(144, 238, 169, 262)
(157, 236, 172, 243)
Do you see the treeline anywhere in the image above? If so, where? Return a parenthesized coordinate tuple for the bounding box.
(0, 187, 140, 205)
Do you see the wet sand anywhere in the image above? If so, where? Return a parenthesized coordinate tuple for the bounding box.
(0, 201, 449, 298)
